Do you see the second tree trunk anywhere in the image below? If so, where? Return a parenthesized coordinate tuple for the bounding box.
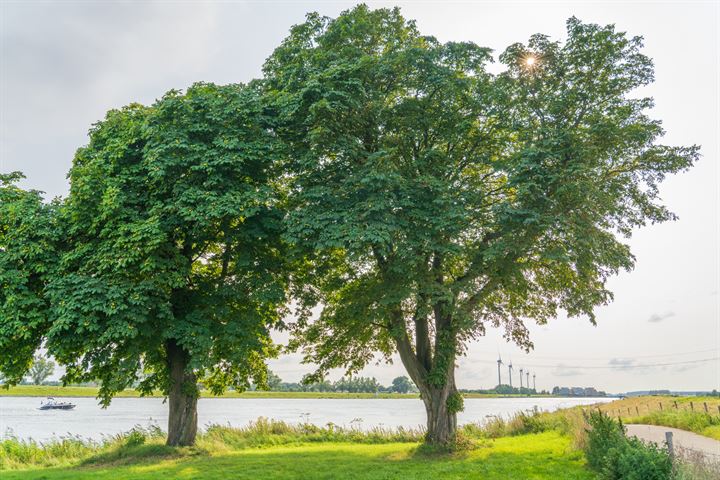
(166, 339, 198, 447)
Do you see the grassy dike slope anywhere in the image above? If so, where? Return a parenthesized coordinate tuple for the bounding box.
(597, 395, 720, 440)
(3, 431, 594, 480)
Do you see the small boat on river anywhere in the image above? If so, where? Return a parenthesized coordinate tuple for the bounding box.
(38, 397, 76, 410)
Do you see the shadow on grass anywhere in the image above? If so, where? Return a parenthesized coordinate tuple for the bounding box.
(77, 442, 207, 469)
(4, 440, 595, 480)
(409, 435, 493, 460)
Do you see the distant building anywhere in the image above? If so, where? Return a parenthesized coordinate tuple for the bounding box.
(552, 386, 607, 397)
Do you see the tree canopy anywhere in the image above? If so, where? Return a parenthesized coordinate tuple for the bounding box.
(391, 376, 414, 394)
(264, 6, 698, 444)
(29, 354, 55, 385)
(0, 173, 60, 384)
(43, 82, 288, 445)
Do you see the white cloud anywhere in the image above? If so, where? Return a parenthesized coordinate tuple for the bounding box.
(552, 364, 583, 377)
(648, 311, 675, 323)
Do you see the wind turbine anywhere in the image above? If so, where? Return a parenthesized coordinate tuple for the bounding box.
(507, 360, 513, 388)
(519, 368, 524, 390)
(496, 356, 503, 387)
(533, 373, 536, 392)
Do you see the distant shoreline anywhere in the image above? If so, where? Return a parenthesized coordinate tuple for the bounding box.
(0, 385, 580, 399)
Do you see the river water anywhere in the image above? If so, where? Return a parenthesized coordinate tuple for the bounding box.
(0, 396, 613, 442)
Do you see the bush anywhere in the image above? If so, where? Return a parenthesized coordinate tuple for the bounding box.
(603, 437, 673, 480)
(583, 410, 674, 480)
(584, 410, 627, 471)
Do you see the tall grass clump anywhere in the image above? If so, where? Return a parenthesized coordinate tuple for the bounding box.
(199, 417, 425, 451)
(460, 407, 581, 440)
(0, 435, 98, 469)
(2, 420, 427, 470)
(673, 448, 720, 480)
(0, 425, 167, 470)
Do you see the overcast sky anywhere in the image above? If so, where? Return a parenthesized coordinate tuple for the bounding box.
(1, 0, 717, 393)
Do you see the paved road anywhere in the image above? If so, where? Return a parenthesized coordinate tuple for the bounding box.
(626, 424, 720, 459)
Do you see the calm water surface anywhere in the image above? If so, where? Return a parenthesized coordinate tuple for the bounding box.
(0, 396, 613, 442)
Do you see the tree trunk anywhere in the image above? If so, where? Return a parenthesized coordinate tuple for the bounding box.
(166, 339, 198, 447)
(423, 377, 458, 445)
(393, 324, 459, 445)
(392, 305, 461, 446)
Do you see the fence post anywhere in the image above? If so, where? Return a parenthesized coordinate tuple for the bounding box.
(690, 402, 694, 412)
(665, 431, 674, 461)
(659, 402, 663, 411)
(635, 406, 639, 415)
(628, 407, 631, 415)
(704, 402, 708, 413)
(674, 401, 678, 410)
(717, 405, 720, 415)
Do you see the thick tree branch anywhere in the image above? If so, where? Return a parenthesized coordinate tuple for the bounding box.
(391, 308, 429, 393)
(414, 309, 432, 370)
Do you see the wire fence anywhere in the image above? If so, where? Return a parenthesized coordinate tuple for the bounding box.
(598, 399, 720, 418)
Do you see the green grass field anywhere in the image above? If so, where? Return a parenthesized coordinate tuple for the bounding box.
(0, 385, 550, 399)
(2, 431, 595, 480)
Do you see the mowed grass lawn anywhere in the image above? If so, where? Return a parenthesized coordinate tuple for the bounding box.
(3, 431, 596, 480)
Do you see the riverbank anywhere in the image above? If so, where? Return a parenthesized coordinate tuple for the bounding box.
(9, 400, 708, 479)
(1, 424, 594, 479)
(0, 385, 557, 399)
(4, 392, 715, 479)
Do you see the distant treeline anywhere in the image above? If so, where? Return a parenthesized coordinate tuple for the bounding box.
(262, 372, 418, 394)
(461, 385, 544, 395)
(552, 386, 607, 397)
(16, 373, 419, 395)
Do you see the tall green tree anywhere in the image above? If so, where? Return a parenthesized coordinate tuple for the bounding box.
(0, 173, 60, 385)
(264, 6, 698, 445)
(29, 354, 55, 385)
(391, 376, 413, 394)
(266, 370, 283, 390)
(46, 82, 288, 446)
